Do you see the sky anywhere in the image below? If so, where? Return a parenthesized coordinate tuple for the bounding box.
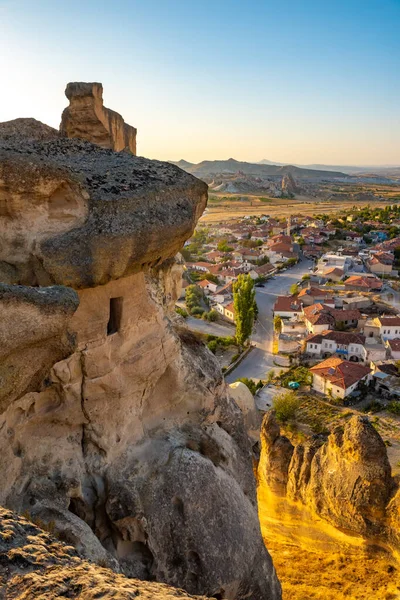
(1, 0, 400, 165)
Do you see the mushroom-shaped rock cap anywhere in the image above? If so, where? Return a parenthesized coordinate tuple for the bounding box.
(0, 134, 207, 289)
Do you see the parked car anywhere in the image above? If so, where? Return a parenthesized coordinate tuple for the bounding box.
(255, 283, 265, 288)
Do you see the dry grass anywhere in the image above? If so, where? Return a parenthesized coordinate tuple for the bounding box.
(266, 539, 400, 600)
(200, 195, 395, 223)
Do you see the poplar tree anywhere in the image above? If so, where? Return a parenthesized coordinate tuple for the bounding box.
(233, 274, 256, 347)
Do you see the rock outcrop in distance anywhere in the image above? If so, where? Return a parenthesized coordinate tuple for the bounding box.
(258, 412, 400, 554)
(0, 506, 208, 599)
(0, 86, 281, 600)
(60, 82, 137, 154)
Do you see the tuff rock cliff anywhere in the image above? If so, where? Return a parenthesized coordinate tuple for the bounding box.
(258, 411, 400, 554)
(0, 91, 281, 600)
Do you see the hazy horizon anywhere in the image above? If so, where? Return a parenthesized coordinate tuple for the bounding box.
(1, 0, 399, 165)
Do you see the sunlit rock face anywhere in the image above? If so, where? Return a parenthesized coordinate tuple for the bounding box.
(60, 82, 137, 154)
(258, 412, 398, 555)
(0, 114, 281, 600)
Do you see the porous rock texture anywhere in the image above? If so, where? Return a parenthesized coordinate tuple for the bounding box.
(60, 82, 137, 154)
(0, 506, 207, 599)
(0, 119, 281, 599)
(259, 412, 398, 546)
(0, 134, 207, 288)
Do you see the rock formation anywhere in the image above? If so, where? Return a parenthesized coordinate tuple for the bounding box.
(60, 82, 137, 154)
(0, 99, 281, 600)
(0, 506, 206, 599)
(281, 173, 298, 196)
(259, 412, 398, 549)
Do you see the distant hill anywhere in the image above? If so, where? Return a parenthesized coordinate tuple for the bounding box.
(171, 157, 349, 180)
(258, 158, 400, 176)
(170, 159, 195, 170)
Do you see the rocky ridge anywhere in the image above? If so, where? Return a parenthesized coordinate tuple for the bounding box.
(0, 85, 281, 600)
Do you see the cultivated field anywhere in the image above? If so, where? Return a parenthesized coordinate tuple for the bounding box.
(200, 191, 399, 223)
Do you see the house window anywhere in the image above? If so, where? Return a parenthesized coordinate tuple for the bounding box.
(107, 297, 123, 335)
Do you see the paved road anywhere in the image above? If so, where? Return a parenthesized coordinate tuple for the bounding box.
(225, 258, 313, 383)
(185, 316, 235, 338)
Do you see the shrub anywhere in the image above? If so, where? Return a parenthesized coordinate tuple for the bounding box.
(231, 353, 240, 363)
(362, 401, 383, 414)
(273, 391, 301, 423)
(207, 310, 219, 322)
(387, 401, 400, 415)
(207, 340, 218, 353)
(175, 306, 188, 318)
(191, 306, 204, 316)
(236, 377, 257, 395)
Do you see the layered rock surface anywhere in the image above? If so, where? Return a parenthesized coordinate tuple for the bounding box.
(259, 412, 399, 551)
(0, 506, 207, 599)
(0, 116, 281, 599)
(60, 82, 137, 154)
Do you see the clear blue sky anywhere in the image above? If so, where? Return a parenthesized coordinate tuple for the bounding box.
(1, 0, 399, 165)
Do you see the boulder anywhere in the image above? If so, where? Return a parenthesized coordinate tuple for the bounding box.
(0, 134, 207, 288)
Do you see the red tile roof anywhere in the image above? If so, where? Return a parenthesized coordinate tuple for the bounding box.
(273, 296, 302, 312)
(298, 286, 332, 299)
(378, 317, 400, 327)
(310, 357, 371, 390)
(344, 276, 382, 290)
(306, 330, 365, 345)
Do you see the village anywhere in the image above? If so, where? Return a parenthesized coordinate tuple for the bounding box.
(176, 205, 400, 425)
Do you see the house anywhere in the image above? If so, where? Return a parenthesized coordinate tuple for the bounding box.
(386, 338, 400, 360)
(216, 301, 235, 322)
(310, 357, 371, 399)
(343, 275, 382, 292)
(281, 319, 307, 335)
(376, 316, 400, 340)
(341, 296, 372, 311)
(303, 304, 335, 334)
(217, 269, 237, 283)
(367, 251, 394, 275)
(297, 286, 333, 306)
(248, 263, 275, 280)
(197, 279, 218, 294)
(303, 304, 361, 334)
(305, 330, 367, 362)
(273, 296, 302, 319)
(317, 253, 352, 272)
(319, 267, 345, 282)
(210, 281, 233, 304)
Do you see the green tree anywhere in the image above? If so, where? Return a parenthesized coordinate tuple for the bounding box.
(290, 283, 299, 296)
(273, 391, 301, 422)
(274, 315, 282, 333)
(202, 272, 219, 284)
(233, 274, 256, 346)
(217, 240, 234, 252)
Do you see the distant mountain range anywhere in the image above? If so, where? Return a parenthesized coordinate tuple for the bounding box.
(170, 158, 400, 181)
(257, 159, 400, 177)
(170, 158, 349, 180)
